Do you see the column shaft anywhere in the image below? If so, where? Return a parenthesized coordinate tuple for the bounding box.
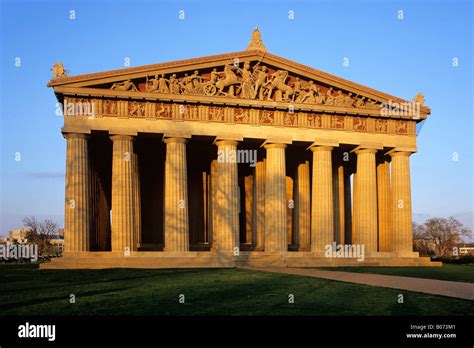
(111, 135, 135, 253)
(64, 133, 90, 252)
(311, 146, 334, 254)
(295, 161, 311, 251)
(215, 140, 239, 252)
(253, 160, 266, 251)
(353, 149, 378, 253)
(377, 157, 391, 251)
(164, 137, 189, 252)
(264, 143, 287, 253)
(390, 151, 413, 253)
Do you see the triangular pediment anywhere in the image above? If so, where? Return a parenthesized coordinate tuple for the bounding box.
(48, 50, 430, 119)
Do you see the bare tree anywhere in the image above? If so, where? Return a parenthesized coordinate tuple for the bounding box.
(22, 216, 59, 256)
(419, 217, 472, 257)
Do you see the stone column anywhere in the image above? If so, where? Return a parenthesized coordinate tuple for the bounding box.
(390, 151, 413, 254)
(132, 152, 142, 249)
(214, 140, 239, 252)
(264, 143, 287, 253)
(64, 133, 90, 252)
(310, 146, 334, 254)
(110, 135, 135, 253)
(253, 160, 266, 251)
(343, 167, 353, 244)
(333, 159, 345, 244)
(377, 156, 391, 251)
(163, 137, 189, 252)
(353, 148, 378, 253)
(294, 161, 311, 251)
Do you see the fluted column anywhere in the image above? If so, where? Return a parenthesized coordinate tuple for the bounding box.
(333, 159, 345, 244)
(64, 133, 90, 252)
(390, 151, 413, 254)
(132, 152, 142, 249)
(377, 156, 391, 251)
(344, 168, 352, 244)
(253, 160, 266, 251)
(214, 140, 239, 252)
(264, 143, 287, 253)
(110, 135, 135, 253)
(353, 148, 378, 253)
(164, 137, 189, 252)
(294, 161, 311, 251)
(310, 146, 334, 254)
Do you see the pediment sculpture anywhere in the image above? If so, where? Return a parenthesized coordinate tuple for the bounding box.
(108, 62, 383, 110)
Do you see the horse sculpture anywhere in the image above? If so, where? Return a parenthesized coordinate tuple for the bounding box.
(265, 70, 293, 101)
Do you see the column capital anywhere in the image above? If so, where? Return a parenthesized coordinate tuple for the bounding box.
(63, 132, 90, 140)
(388, 150, 413, 158)
(263, 143, 286, 150)
(354, 148, 378, 155)
(164, 137, 188, 145)
(214, 139, 239, 147)
(110, 134, 135, 142)
(309, 145, 333, 152)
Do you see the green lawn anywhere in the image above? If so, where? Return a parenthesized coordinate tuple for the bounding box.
(318, 264, 474, 283)
(0, 264, 472, 316)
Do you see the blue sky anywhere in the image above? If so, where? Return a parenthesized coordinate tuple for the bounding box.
(0, 0, 472, 236)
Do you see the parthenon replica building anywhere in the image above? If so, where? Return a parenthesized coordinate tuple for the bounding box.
(42, 28, 435, 269)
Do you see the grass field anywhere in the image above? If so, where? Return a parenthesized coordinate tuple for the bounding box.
(318, 264, 474, 283)
(0, 264, 473, 316)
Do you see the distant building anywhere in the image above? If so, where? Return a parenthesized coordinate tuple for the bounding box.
(458, 243, 474, 255)
(8, 228, 30, 243)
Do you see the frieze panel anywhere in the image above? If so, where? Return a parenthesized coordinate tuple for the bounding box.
(63, 97, 416, 135)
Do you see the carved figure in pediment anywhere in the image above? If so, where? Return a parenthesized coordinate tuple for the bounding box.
(111, 79, 138, 92)
(237, 62, 255, 99)
(344, 93, 355, 107)
(147, 75, 159, 92)
(253, 65, 268, 100)
(189, 70, 204, 94)
(179, 73, 193, 94)
(366, 99, 380, 110)
(169, 74, 180, 94)
(334, 90, 346, 106)
(216, 64, 240, 97)
(210, 68, 219, 84)
(324, 87, 335, 105)
(292, 77, 303, 102)
(158, 74, 170, 94)
(264, 70, 293, 101)
(129, 101, 144, 117)
(300, 81, 320, 104)
(355, 96, 365, 108)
